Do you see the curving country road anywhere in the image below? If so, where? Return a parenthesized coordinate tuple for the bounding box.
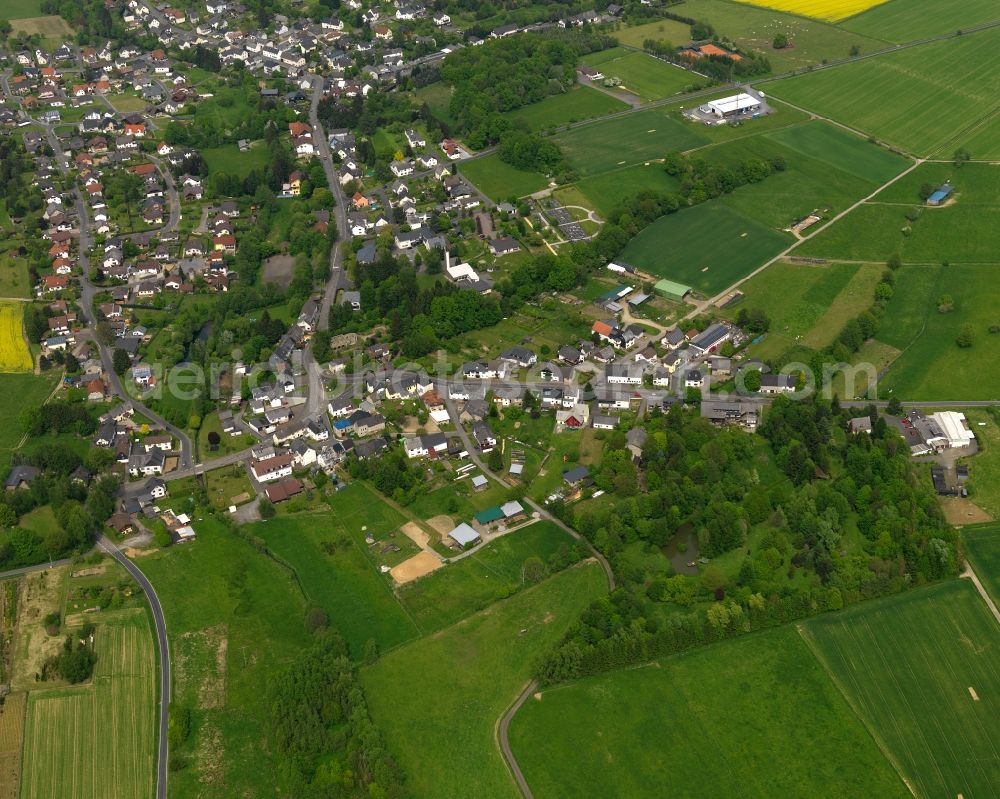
(497, 680, 539, 799)
(99, 535, 170, 799)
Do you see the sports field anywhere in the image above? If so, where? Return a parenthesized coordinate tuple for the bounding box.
(767, 26, 1000, 157)
(581, 49, 696, 102)
(505, 86, 627, 131)
(570, 164, 681, 217)
(553, 107, 709, 176)
(363, 563, 607, 799)
(802, 580, 1000, 799)
(0, 302, 32, 372)
(841, 0, 1000, 42)
(619, 202, 791, 294)
(460, 154, 549, 201)
(21, 612, 156, 799)
(732, 0, 890, 22)
(510, 626, 909, 798)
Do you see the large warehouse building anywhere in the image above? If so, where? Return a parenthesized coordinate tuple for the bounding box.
(702, 93, 762, 120)
(654, 279, 692, 303)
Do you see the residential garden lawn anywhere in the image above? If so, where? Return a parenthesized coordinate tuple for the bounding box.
(396, 521, 578, 632)
(582, 50, 697, 102)
(840, 0, 1000, 42)
(363, 562, 607, 799)
(963, 522, 1000, 605)
(460, 154, 549, 201)
(767, 26, 1000, 157)
(202, 143, 270, 176)
(681, 0, 887, 71)
(20, 611, 156, 799)
(619, 202, 791, 295)
(197, 411, 254, 458)
(0, 250, 31, 298)
(529, 429, 605, 502)
(505, 86, 627, 131)
(553, 107, 709, 176)
(0, 302, 32, 372)
(139, 516, 314, 799)
(203, 467, 255, 509)
(738, 261, 882, 358)
(107, 94, 149, 114)
(251, 510, 420, 656)
(510, 625, 909, 798)
(731, 0, 890, 22)
(802, 579, 1000, 799)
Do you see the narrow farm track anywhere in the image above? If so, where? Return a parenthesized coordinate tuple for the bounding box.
(962, 563, 1000, 627)
(497, 681, 538, 799)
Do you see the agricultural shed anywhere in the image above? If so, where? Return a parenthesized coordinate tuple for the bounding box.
(926, 184, 953, 205)
(448, 522, 481, 547)
(474, 506, 505, 524)
(654, 279, 692, 303)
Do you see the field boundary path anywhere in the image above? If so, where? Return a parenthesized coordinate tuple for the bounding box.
(99, 535, 170, 799)
(795, 623, 918, 797)
(497, 679, 538, 799)
(961, 563, 1000, 626)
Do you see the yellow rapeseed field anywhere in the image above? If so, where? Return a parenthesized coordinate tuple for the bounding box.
(0, 302, 33, 372)
(732, 0, 890, 22)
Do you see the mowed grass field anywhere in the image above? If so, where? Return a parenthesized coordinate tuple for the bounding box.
(581, 48, 697, 101)
(505, 85, 627, 131)
(252, 502, 422, 657)
(553, 107, 709, 176)
(510, 625, 909, 798)
(0, 302, 32, 372)
(363, 563, 607, 799)
(460, 154, 549, 200)
(397, 521, 577, 632)
(21, 612, 156, 799)
(0, 373, 56, 475)
(3, 1, 45, 20)
(802, 580, 1000, 799)
(619, 202, 791, 294)
(202, 144, 270, 176)
(841, 0, 1000, 42)
(732, 0, 890, 22)
(964, 523, 1000, 605)
(798, 162, 1000, 264)
(871, 264, 1000, 399)
(139, 516, 314, 799)
(767, 26, 1000, 157)
(737, 261, 883, 358)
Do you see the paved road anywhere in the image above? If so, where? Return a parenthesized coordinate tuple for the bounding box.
(308, 77, 352, 332)
(99, 535, 170, 799)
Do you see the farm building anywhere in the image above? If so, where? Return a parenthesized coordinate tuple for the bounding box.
(701, 93, 762, 120)
(448, 522, 481, 547)
(654, 279, 692, 303)
(926, 184, 953, 206)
